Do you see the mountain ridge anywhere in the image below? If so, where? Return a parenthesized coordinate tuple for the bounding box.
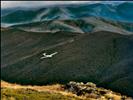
(1, 2, 133, 27)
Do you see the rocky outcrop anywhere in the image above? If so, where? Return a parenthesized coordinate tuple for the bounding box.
(63, 81, 133, 100)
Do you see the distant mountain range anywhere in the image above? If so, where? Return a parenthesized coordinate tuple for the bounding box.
(1, 2, 133, 24)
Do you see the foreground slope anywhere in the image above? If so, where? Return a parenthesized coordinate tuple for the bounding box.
(1, 81, 83, 100)
(1, 81, 132, 100)
(1, 27, 133, 96)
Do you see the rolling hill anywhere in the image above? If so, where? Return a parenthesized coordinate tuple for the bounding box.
(1, 27, 133, 96)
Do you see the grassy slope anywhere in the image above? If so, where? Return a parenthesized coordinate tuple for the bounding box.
(1, 28, 133, 96)
(1, 81, 92, 100)
(1, 81, 132, 100)
(2, 88, 83, 100)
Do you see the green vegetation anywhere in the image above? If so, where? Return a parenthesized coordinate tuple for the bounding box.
(1, 28, 133, 96)
(2, 10, 40, 23)
(1, 88, 84, 100)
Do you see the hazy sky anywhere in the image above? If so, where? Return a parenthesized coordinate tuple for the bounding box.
(1, 1, 101, 8)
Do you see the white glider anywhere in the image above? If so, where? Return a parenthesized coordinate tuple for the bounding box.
(40, 52, 58, 59)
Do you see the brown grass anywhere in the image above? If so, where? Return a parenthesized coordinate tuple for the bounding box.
(1, 81, 132, 100)
(1, 80, 86, 100)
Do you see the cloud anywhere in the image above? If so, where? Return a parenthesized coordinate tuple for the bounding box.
(1, 1, 100, 8)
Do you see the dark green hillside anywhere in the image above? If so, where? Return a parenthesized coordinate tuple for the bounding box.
(1, 8, 48, 23)
(1, 28, 133, 96)
(1, 10, 38, 23)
